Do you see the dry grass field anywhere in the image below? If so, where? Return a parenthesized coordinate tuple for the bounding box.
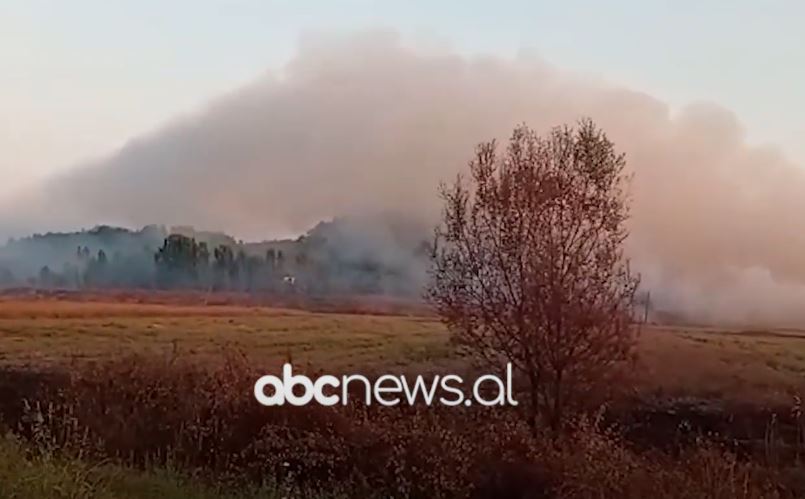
(0, 297, 449, 373)
(1, 293, 804, 498)
(0, 294, 803, 406)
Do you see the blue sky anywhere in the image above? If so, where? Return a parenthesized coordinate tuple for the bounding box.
(2, 0, 804, 197)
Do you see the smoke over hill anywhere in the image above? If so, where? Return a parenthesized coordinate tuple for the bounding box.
(3, 31, 805, 325)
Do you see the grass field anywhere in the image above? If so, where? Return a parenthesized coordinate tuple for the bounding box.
(0, 298, 449, 373)
(1, 294, 804, 498)
(0, 296, 804, 406)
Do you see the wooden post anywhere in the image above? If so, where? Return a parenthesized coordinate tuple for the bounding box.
(643, 291, 651, 324)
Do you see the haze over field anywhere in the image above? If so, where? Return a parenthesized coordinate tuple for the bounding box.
(3, 31, 805, 325)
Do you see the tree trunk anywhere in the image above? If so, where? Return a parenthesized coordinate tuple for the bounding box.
(527, 368, 541, 436)
(549, 369, 564, 434)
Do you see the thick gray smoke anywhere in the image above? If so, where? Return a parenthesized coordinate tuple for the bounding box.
(4, 31, 805, 326)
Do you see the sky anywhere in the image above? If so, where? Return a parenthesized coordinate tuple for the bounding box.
(2, 0, 804, 200)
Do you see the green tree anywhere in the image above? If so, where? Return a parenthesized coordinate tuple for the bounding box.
(154, 235, 202, 288)
(213, 245, 235, 290)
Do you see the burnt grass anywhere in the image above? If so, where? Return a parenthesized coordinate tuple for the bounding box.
(611, 397, 804, 458)
(0, 358, 804, 498)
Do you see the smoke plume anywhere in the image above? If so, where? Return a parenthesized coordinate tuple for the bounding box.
(5, 31, 805, 325)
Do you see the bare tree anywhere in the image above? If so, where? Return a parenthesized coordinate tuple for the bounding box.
(428, 120, 639, 430)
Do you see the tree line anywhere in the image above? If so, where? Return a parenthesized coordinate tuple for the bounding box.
(29, 228, 429, 296)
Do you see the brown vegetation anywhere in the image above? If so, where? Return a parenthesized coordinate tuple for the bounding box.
(429, 121, 638, 430)
(1, 295, 804, 402)
(1, 296, 805, 496)
(0, 352, 801, 498)
(0, 288, 432, 317)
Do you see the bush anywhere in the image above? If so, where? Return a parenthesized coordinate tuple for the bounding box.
(2, 354, 795, 498)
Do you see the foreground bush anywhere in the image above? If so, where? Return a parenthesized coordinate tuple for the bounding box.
(0, 434, 324, 499)
(1, 354, 798, 498)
